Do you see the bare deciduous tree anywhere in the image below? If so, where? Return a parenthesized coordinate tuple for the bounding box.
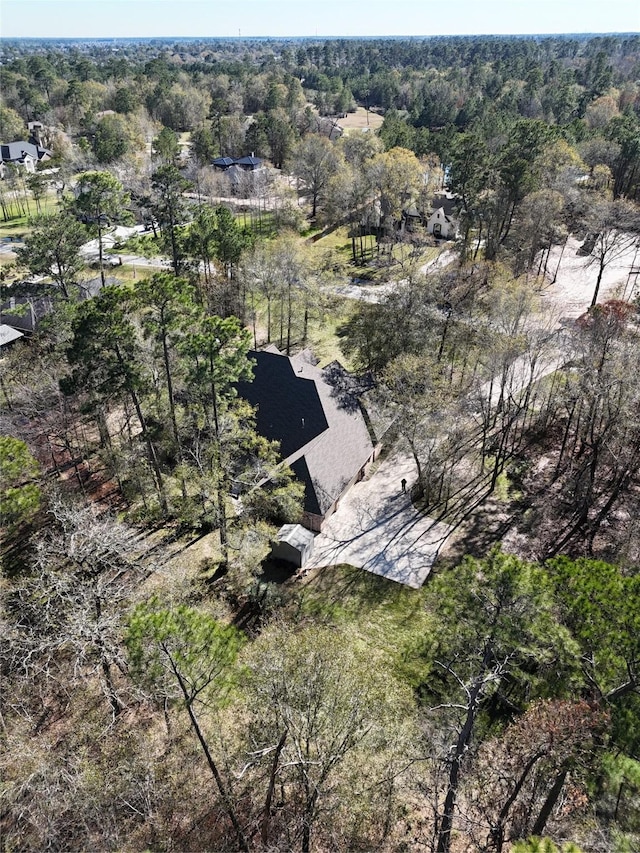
(4, 497, 152, 718)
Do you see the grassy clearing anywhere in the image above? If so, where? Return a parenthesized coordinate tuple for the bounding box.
(286, 564, 435, 687)
(0, 194, 61, 239)
(308, 225, 443, 283)
(305, 295, 353, 367)
(0, 254, 17, 271)
(234, 208, 277, 237)
(112, 264, 157, 283)
(307, 226, 377, 280)
(339, 107, 384, 132)
(248, 284, 353, 368)
(308, 226, 352, 253)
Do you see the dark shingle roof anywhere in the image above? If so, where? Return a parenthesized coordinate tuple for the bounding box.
(0, 295, 54, 334)
(237, 348, 374, 517)
(238, 350, 328, 459)
(212, 156, 235, 168)
(430, 190, 458, 218)
(235, 155, 262, 168)
(212, 155, 262, 169)
(290, 456, 322, 516)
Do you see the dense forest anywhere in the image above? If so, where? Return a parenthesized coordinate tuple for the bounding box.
(1, 33, 639, 852)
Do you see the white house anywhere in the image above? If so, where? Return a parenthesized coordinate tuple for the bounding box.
(426, 207, 456, 239)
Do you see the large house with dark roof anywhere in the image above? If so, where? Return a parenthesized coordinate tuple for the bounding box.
(212, 154, 265, 194)
(0, 140, 51, 177)
(212, 155, 262, 171)
(238, 346, 379, 532)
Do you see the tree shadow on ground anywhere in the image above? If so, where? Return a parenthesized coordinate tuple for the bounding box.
(322, 361, 375, 413)
(445, 496, 519, 562)
(290, 562, 414, 624)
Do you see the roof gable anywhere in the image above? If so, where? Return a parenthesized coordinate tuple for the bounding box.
(427, 207, 452, 224)
(0, 140, 51, 163)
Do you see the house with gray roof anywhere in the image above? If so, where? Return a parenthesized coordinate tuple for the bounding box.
(0, 140, 51, 177)
(237, 346, 379, 532)
(0, 294, 54, 336)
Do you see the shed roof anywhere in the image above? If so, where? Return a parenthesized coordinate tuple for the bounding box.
(276, 523, 315, 549)
(0, 324, 24, 347)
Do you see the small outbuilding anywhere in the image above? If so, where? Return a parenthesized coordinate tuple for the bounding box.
(270, 524, 315, 568)
(426, 207, 456, 239)
(0, 323, 24, 349)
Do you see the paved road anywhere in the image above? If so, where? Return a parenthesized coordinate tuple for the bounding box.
(0, 237, 24, 254)
(79, 225, 172, 270)
(306, 451, 452, 588)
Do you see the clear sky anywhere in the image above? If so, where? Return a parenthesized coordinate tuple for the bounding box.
(1, 0, 638, 40)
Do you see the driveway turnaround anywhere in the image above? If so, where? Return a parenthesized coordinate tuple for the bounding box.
(306, 451, 453, 588)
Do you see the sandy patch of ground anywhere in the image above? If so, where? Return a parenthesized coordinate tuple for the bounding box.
(540, 236, 640, 323)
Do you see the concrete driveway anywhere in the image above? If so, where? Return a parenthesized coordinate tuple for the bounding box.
(306, 451, 453, 588)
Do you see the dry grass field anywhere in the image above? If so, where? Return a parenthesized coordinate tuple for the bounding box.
(339, 107, 384, 132)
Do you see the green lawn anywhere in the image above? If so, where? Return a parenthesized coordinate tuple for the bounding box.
(308, 225, 443, 283)
(304, 296, 354, 368)
(248, 284, 353, 368)
(286, 564, 435, 687)
(0, 193, 61, 239)
(235, 208, 277, 237)
(113, 263, 156, 283)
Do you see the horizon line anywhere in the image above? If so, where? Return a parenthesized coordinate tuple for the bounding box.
(2, 31, 639, 41)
